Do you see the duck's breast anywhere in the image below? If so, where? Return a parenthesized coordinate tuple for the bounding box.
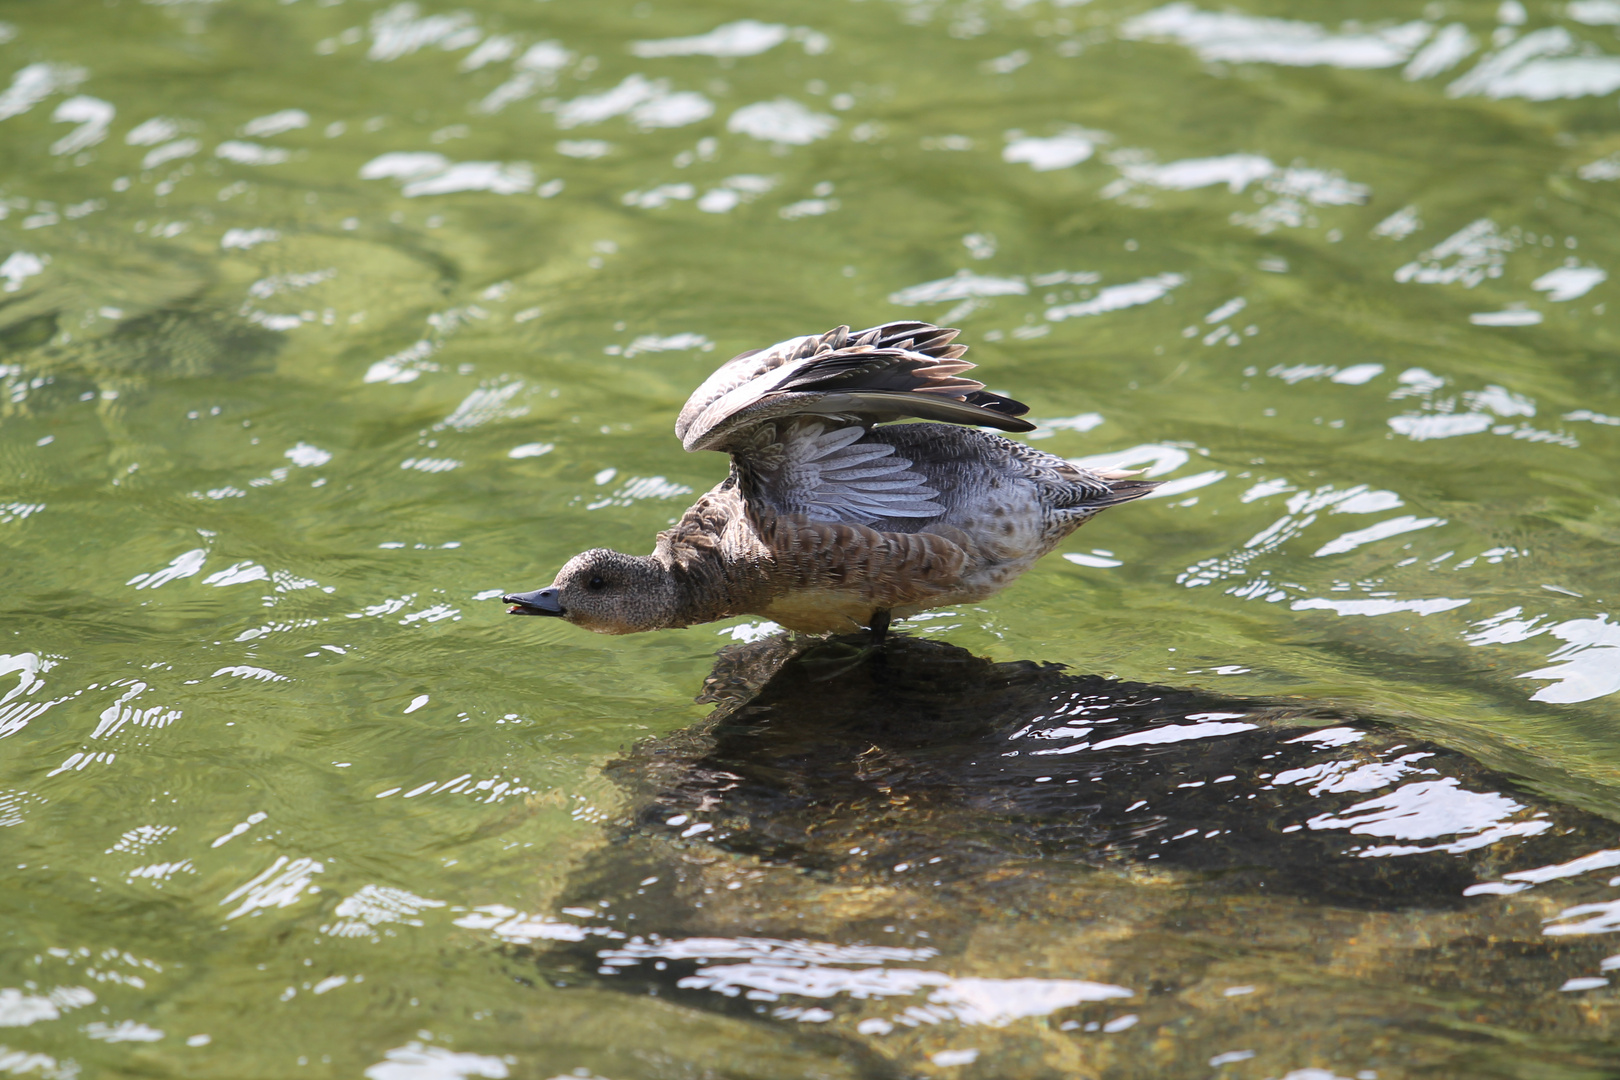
(758, 590, 875, 634)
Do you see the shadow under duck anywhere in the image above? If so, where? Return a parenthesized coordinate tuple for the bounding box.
(495, 635, 1620, 1080)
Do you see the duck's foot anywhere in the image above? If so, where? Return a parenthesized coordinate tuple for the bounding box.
(795, 614, 894, 682)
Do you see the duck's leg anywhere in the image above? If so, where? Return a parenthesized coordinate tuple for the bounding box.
(868, 608, 892, 644)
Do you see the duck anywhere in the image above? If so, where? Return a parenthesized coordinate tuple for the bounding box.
(502, 321, 1158, 637)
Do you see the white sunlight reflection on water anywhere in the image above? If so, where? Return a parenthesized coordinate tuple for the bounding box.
(2, 0, 1620, 1073)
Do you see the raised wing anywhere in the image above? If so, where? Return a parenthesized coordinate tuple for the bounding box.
(675, 321, 1033, 453)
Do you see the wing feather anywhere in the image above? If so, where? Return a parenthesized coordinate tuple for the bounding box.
(743, 420, 945, 526)
(675, 321, 1033, 453)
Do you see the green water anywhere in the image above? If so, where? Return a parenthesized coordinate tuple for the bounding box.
(3, 0, 1620, 1075)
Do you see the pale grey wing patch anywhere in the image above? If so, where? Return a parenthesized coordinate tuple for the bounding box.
(766, 423, 944, 525)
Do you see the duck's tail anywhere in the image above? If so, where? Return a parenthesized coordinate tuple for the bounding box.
(1046, 466, 1162, 515)
(1086, 478, 1161, 506)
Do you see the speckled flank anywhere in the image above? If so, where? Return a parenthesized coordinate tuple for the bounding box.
(652, 420, 1156, 634)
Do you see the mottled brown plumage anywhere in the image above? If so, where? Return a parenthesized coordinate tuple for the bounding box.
(503, 321, 1157, 635)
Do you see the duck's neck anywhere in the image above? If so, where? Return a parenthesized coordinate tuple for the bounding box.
(648, 539, 760, 629)
(651, 493, 772, 628)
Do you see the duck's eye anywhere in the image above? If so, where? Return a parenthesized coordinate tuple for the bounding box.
(587, 575, 605, 591)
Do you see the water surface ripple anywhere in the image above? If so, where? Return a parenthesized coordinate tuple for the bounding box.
(1, 1, 1619, 1077)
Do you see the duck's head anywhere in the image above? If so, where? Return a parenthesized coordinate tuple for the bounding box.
(503, 549, 680, 634)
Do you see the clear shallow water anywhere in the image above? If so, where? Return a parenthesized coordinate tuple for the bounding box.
(2, 0, 1620, 1076)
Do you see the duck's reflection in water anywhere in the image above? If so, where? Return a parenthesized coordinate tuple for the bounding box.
(532, 636, 1620, 1078)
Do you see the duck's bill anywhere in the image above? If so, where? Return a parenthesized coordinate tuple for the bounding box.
(501, 588, 565, 616)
